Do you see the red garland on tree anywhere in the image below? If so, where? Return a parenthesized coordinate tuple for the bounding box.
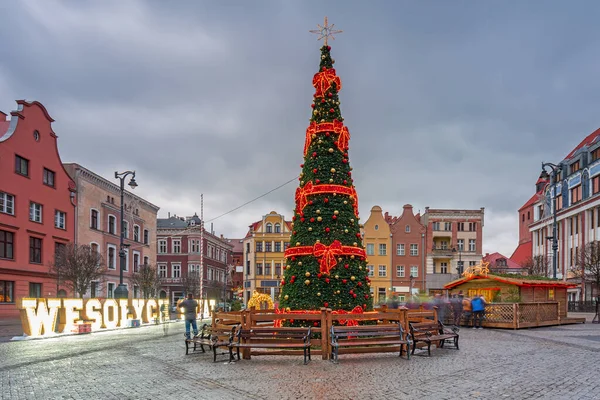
(279, 41, 372, 318)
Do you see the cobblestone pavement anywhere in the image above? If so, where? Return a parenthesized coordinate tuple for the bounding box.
(1, 321, 599, 400)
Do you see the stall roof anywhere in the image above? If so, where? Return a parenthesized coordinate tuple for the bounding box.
(444, 274, 579, 290)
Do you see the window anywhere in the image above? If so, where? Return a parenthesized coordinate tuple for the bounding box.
(0, 192, 15, 215)
(274, 223, 281, 233)
(367, 265, 374, 277)
(432, 222, 440, 231)
(133, 253, 139, 272)
(284, 242, 290, 250)
(158, 240, 167, 254)
(439, 262, 448, 274)
(444, 222, 452, 231)
(266, 223, 273, 233)
(378, 244, 387, 256)
(29, 237, 42, 263)
(55, 242, 66, 261)
(397, 244, 405, 256)
(55, 210, 66, 229)
(496, 258, 507, 267)
(15, 155, 29, 176)
(275, 263, 282, 276)
(0, 230, 14, 259)
(29, 202, 42, 223)
(374, 224, 379, 231)
(592, 148, 600, 162)
(469, 239, 476, 252)
(173, 240, 181, 253)
(189, 264, 200, 274)
(43, 168, 55, 188)
(108, 246, 116, 269)
(108, 216, 116, 234)
(410, 266, 418, 278)
(122, 221, 129, 238)
(469, 261, 477, 267)
(265, 242, 272, 252)
(378, 288, 386, 303)
(172, 264, 181, 278)
(190, 239, 200, 253)
(571, 160, 580, 173)
(133, 225, 140, 242)
(571, 186, 582, 204)
(246, 260, 251, 275)
(265, 263, 271, 276)
(143, 256, 148, 266)
(468, 222, 477, 232)
(410, 244, 418, 256)
(378, 265, 387, 277)
(143, 229, 149, 245)
(256, 242, 263, 252)
(522, 214, 525, 222)
(275, 242, 281, 252)
(405, 225, 410, 233)
(0, 281, 14, 303)
(396, 265, 405, 278)
(91, 282, 98, 298)
(556, 194, 563, 211)
(158, 264, 167, 278)
(527, 211, 530, 220)
(29, 283, 42, 298)
(133, 286, 139, 299)
(593, 176, 600, 195)
(366, 243, 374, 256)
(107, 283, 115, 298)
(256, 263, 263, 275)
(457, 239, 464, 251)
(457, 222, 464, 231)
(91, 209, 99, 229)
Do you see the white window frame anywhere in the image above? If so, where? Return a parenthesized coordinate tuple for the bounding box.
(440, 262, 448, 274)
(172, 263, 181, 278)
(397, 244, 405, 256)
(172, 239, 181, 254)
(457, 239, 464, 251)
(378, 265, 387, 277)
(90, 208, 100, 229)
(107, 282, 116, 298)
(405, 225, 410, 233)
(396, 265, 405, 278)
(55, 210, 66, 229)
(90, 241, 100, 266)
(158, 263, 167, 278)
(190, 239, 200, 253)
(266, 223, 273, 233)
(274, 223, 281, 233)
(30, 202, 43, 223)
(158, 239, 167, 254)
(143, 229, 149, 245)
(107, 244, 117, 270)
(366, 243, 374, 256)
(133, 250, 140, 272)
(410, 244, 418, 256)
(367, 265, 374, 277)
(469, 239, 476, 252)
(0, 192, 15, 215)
(188, 264, 200, 275)
(123, 248, 129, 272)
(410, 265, 418, 278)
(133, 224, 140, 242)
(108, 214, 117, 235)
(379, 244, 387, 256)
(122, 220, 129, 239)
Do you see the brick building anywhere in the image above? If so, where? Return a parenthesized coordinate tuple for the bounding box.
(362, 206, 392, 304)
(225, 238, 244, 300)
(0, 100, 76, 318)
(157, 214, 233, 305)
(63, 163, 159, 299)
(421, 207, 485, 292)
(387, 204, 427, 300)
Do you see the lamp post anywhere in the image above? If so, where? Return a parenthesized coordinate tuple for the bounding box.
(113, 170, 138, 299)
(452, 247, 463, 276)
(542, 162, 562, 279)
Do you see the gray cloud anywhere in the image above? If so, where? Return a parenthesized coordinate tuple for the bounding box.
(2, 0, 600, 256)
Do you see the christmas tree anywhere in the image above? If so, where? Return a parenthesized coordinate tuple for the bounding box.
(279, 20, 372, 314)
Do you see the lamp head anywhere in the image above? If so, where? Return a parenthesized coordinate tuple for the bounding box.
(128, 177, 138, 189)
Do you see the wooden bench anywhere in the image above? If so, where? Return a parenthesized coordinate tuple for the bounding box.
(330, 324, 411, 363)
(409, 320, 459, 356)
(185, 324, 238, 362)
(229, 327, 312, 364)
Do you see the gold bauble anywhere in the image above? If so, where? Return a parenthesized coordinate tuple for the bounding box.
(317, 216, 323, 222)
(317, 292, 321, 296)
(296, 242, 301, 246)
(329, 179, 334, 183)
(330, 168, 336, 173)
(312, 134, 317, 139)
(305, 279, 310, 285)
(335, 275, 339, 279)
(336, 290, 340, 294)
(308, 227, 313, 231)
(351, 276, 356, 281)
(351, 255, 355, 259)
(305, 272, 311, 277)
(350, 219, 354, 223)
(333, 193, 337, 196)
(316, 209, 321, 214)
(344, 201, 348, 205)
(344, 229, 348, 233)
(286, 307, 291, 312)
(359, 266, 363, 270)
(316, 239, 321, 243)
(328, 148, 334, 153)
(298, 261, 302, 266)
(300, 181, 304, 185)
(353, 242, 357, 246)
(334, 210, 339, 215)
(286, 265, 291, 270)
(318, 139, 323, 144)
(284, 295, 289, 300)
(367, 282, 371, 286)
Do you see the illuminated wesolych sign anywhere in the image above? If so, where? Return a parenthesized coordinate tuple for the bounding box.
(19, 298, 170, 338)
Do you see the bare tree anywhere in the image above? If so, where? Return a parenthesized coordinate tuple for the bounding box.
(129, 264, 163, 299)
(572, 241, 600, 300)
(50, 243, 106, 298)
(522, 255, 550, 276)
(180, 271, 201, 298)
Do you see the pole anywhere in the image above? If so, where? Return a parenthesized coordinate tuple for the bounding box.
(551, 169, 558, 279)
(114, 176, 128, 298)
(200, 194, 204, 308)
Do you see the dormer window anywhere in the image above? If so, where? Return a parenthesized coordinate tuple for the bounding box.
(570, 160, 580, 174)
(496, 258, 507, 267)
(266, 223, 273, 233)
(592, 148, 600, 162)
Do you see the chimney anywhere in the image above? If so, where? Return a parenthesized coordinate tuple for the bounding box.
(211, 223, 214, 234)
(168, 212, 170, 218)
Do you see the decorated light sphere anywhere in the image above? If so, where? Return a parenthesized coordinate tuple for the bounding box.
(317, 292, 321, 297)
(298, 261, 302, 266)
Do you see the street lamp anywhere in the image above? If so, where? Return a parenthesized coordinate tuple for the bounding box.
(114, 170, 138, 299)
(542, 162, 562, 279)
(452, 247, 463, 276)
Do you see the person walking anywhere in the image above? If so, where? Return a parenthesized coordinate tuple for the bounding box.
(179, 293, 199, 339)
(462, 294, 472, 327)
(471, 294, 487, 329)
(450, 292, 464, 327)
(433, 294, 448, 324)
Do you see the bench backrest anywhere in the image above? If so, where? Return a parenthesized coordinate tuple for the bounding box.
(409, 321, 442, 337)
(331, 324, 406, 340)
(235, 327, 311, 343)
(205, 324, 239, 341)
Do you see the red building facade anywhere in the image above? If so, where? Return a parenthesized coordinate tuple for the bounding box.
(0, 100, 76, 318)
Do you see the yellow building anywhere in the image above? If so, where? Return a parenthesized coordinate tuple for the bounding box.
(362, 206, 392, 305)
(242, 211, 292, 305)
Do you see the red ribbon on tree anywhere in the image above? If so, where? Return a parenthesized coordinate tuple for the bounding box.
(332, 306, 364, 326)
(295, 181, 358, 216)
(284, 240, 366, 274)
(303, 119, 350, 156)
(312, 68, 342, 98)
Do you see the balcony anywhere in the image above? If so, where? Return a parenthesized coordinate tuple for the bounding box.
(431, 230, 452, 239)
(430, 248, 454, 258)
(162, 278, 182, 284)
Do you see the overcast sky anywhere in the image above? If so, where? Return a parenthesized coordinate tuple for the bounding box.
(2, 1, 600, 256)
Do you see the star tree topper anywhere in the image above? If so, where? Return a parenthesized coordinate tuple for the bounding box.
(309, 16, 343, 46)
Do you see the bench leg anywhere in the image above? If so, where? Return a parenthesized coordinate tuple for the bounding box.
(236, 346, 241, 361)
(303, 348, 307, 365)
(455, 336, 459, 350)
(214, 345, 218, 363)
(411, 342, 416, 355)
(406, 342, 411, 360)
(427, 342, 431, 357)
(185, 341, 189, 355)
(308, 347, 311, 361)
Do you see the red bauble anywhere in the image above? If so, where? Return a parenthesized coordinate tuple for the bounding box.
(356, 233, 361, 238)
(325, 132, 330, 137)
(313, 322, 319, 327)
(325, 227, 330, 233)
(324, 198, 329, 203)
(309, 200, 314, 205)
(300, 164, 304, 167)
(311, 104, 315, 108)
(291, 257, 296, 261)
(281, 280, 285, 285)
(317, 273, 322, 278)
(343, 180, 348, 184)
(325, 278, 330, 283)
(342, 279, 347, 284)
(293, 231, 297, 235)
(310, 218, 315, 222)
(315, 179, 320, 184)
(344, 153, 348, 157)
(353, 294, 357, 298)
(348, 172, 351, 176)
(292, 216, 296, 221)
(327, 45, 331, 50)
(300, 217, 305, 222)
(363, 304, 367, 309)
(344, 264, 349, 269)
(342, 159, 348, 163)
(328, 92, 333, 98)
(321, 99, 325, 103)
(357, 282, 363, 287)
(292, 276, 296, 280)
(312, 152, 317, 157)
(329, 108, 335, 113)
(324, 302, 329, 307)
(313, 168, 318, 173)
(322, 66, 327, 71)
(364, 294, 369, 299)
